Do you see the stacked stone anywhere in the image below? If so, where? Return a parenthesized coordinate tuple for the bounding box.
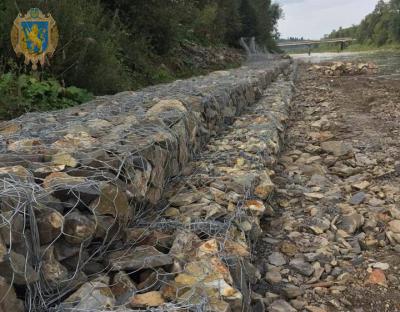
(150, 77, 295, 312)
(308, 62, 378, 76)
(0, 59, 291, 311)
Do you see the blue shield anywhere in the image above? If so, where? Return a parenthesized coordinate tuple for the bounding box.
(21, 21, 49, 54)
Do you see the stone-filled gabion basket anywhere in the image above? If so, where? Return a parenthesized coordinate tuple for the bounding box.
(0, 58, 293, 311)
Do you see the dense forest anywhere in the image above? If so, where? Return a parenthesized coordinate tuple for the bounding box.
(328, 0, 400, 46)
(0, 0, 281, 94)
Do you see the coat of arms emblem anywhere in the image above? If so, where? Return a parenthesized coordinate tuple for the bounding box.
(11, 8, 59, 70)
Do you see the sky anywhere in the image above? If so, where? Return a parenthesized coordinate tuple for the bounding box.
(273, 0, 380, 39)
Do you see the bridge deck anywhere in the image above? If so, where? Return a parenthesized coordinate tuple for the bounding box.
(278, 38, 355, 47)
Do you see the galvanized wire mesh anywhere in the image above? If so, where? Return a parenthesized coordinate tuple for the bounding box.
(0, 60, 293, 312)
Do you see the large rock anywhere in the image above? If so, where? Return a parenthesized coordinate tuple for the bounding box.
(124, 228, 173, 249)
(268, 299, 297, 312)
(289, 258, 314, 277)
(173, 257, 242, 307)
(338, 213, 364, 234)
(266, 271, 282, 284)
(225, 257, 252, 312)
(320, 141, 353, 157)
(388, 220, 400, 233)
(63, 211, 96, 245)
(130, 291, 165, 308)
(349, 192, 366, 205)
(61, 276, 115, 311)
(146, 99, 187, 118)
(227, 172, 258, 194)
(124, 156, 152, 200)
(366, 269, 387, 287)
(111, 271, 137, 306)
(0, 165, 33, 182)
(40, 246, 69, 287)
(169, 230, 201, 260)
(42, 172, 99, 204)
(89, 183, 131, 222)
(141, 146, 168, 189)
(42, 172, 86, 189)
(0, 276, 24, 312)
(51, 152, 78, 168)
(254, 172, 275, 200)
(94, 215, 124, 242)
(36, 207, 64, 245)
(51, 131, 97, 151)
(243, 200, 267, 217)
(0, 122, 21, 135)
(54, 239, 82, 261)
(283, 285, 304, 299)
(7, 138, 42, 153)
(0, 212, 25, 245)
(168, 192, 202, 207)
(0, 250, 38, 285)
(268, 252, 286, 266)
(108, 245, 173, 271)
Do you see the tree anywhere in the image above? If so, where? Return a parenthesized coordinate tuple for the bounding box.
(0, 0, 283, 95)
(327, 0, 400, 46)
(239, 0, 258, 38)
(237, 0, 282, 49)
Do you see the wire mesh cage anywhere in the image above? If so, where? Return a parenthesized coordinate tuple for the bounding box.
(0, 60, 293, 311)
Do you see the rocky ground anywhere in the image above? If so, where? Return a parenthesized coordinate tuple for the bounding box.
(254, 62, 400, 312)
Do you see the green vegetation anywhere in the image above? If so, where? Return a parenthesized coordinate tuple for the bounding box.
(0, 0, 281, 119)
(338, 43, 400, 52)
(328, 0, 400, 48)
(0, 0, 282, 120)
(0, 72, 93, 120)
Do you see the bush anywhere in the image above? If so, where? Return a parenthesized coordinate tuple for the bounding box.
(0, 0, 133, 94)
(0, 73, 93, 119)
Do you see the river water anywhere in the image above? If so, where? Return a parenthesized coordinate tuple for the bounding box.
(291, 50, 400, 78)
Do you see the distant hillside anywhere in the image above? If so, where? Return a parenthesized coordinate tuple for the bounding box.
(327, 0, 400, 46)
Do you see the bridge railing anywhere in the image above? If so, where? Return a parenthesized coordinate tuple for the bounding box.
(277, 38, 355, 47)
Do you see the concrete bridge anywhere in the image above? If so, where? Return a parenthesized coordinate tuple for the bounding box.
(278, 37, 356, 54)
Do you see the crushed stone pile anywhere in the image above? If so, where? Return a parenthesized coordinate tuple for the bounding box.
(308, 62, 378, 76)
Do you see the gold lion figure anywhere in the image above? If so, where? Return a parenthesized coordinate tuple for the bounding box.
(21, 24, 44, 54)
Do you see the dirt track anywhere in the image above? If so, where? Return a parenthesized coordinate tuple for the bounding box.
(254, 63, 400, 312)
